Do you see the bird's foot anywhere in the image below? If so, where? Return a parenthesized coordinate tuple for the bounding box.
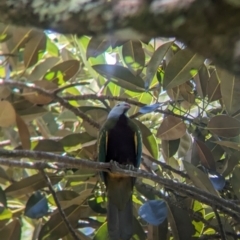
(125, 164, 135, 171)
(109, 160, 119, 170)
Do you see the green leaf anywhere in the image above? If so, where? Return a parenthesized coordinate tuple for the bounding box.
(32, 139, 64, 152)
(46, 36, 59, 56)
(24, 32, 46, 68)
(5, 173, 62, 197)
(60, 132, 94, 147)
(182, 161, 219, 196)
(134, 119, 159, 159)
(92, 64, 145, 92)
(146, 41, 172, 88)
(43, 60, 80, 84)
(167, 203, 196, 239)
(162, 139, 180, 160)
(163, 49, 204, 89)
(122, 40, 145, 75)
(29, 57, 60, 81)
(86, 37, 111, 59)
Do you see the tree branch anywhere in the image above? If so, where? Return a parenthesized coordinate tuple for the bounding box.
(0, 80, 100, 129)
(0, 149, 240, 221)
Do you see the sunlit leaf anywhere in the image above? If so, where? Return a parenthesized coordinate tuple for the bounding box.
(146, 41, 172, 89)
(93, 64, 145, 92)
(43, 60, 80, 83)
(24, 32, 46, 68)
(29, 57, 60, 81)
(122, 40, 145, 75)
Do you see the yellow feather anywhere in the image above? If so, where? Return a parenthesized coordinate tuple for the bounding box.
(134, 133, 137, 154)
(106, 131, 108, 153)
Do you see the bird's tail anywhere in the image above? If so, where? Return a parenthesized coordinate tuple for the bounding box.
(106, 176, 134, 240)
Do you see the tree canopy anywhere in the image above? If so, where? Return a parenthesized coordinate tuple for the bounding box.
(0, 1, 240, 240)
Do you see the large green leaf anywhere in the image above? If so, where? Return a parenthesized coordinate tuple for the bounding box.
(86, 37, 111, 59)
(183, 161, 219, 196)
(163, 49, 204, 89)
(43, 60, 80, 83)
(122, 40, 145, 75)
(146, 41, 172, 88)
(167, 203, 196, 239)
(92, 64, 145, 92)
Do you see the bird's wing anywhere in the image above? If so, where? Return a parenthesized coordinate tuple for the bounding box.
(128, 119, 142, 168)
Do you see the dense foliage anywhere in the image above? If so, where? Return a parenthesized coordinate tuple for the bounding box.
(0, 23, 239, 239)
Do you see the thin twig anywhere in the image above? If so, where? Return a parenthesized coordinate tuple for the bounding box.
(40, 169, 80, 240)
(63, 94, 145, 107)
(214, 207, 227, 240)
(0, 80, 100, 129)
(53, 82, 90, 94)
(142, 153, 189, 179)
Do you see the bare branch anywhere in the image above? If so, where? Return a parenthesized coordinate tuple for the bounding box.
(0, 80, 100, 129)
(0, 149, 240, 221)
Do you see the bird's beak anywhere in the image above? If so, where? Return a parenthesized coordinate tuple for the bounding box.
(124, 103, 131, 109)
(124, 103, 131, 113)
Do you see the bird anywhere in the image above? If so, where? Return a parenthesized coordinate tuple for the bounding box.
(97, 102, 142, 240)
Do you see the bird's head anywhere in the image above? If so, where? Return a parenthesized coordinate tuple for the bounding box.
(107, 102, 131, 119)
